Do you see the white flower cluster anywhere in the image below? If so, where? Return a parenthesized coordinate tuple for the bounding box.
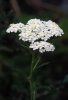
(29, 41, 55, 53)
(6, 23, 24, 33)
(6, 18, 64, 53)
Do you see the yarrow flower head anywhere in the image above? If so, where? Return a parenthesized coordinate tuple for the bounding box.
(29, 41, 55, 53)
(6, 18, 64, 53)
(6, 23, 24, 33)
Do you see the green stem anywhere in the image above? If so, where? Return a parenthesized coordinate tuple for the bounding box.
(33, 57, 40, 71)
(30, 53, 40, 100)
(30, 53, 35, 100)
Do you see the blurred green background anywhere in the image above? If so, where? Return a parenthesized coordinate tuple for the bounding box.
(0, 0, 68, 100)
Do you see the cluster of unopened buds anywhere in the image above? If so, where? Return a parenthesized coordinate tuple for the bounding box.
(6, 18, 64, 53)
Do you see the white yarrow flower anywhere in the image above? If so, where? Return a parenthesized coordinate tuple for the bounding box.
(29, 41, 55, 53)
(6, 23, 24, 33)
(6, 18, 64, 53)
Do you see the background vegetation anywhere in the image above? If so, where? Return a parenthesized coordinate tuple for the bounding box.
(0, 0, 68, 100)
